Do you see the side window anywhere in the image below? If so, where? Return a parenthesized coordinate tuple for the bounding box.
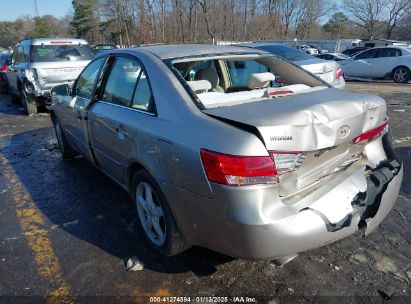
(378, 48, 402, 58)
(11, 48, 18, 64)
(74, 57, 105, 99)
(355, 49, 378, 60)
(132, 70, 154, 112)
(102, 57, 141, 107)
(14, 46, 24, 64)
(23, 46, 31, 61)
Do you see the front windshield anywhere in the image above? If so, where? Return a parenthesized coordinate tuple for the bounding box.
(170, 55, 326, 109)
(257, 45, 313, 61)
(31, 44, 94, 62)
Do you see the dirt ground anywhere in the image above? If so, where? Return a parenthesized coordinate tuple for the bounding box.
(0, 81, 410, 304)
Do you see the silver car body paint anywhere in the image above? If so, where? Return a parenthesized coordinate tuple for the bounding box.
(51, 44, 402, 260)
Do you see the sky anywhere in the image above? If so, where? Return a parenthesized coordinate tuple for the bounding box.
(0, 0, 73, 21)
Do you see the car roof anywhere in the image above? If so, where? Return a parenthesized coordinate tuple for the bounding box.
(132, 44, 267, 59)
(19, 38, 89, 46)
(240, 42, 286, 48)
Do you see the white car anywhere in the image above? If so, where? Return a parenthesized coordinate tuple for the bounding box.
(316, 53, 350, 62)
(339, 46, 411, 83)
(242, 43, 345, 89)
(298, 45, 319, 55)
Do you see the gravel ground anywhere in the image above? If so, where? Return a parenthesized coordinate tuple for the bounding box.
(0, 81, 409, 303)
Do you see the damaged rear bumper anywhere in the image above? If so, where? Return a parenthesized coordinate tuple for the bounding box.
(168, 141, 403, 260)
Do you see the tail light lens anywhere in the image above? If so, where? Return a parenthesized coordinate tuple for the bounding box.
(335, 66, 343, 80)
(200, 149, 278, 186)
(200, 149, 305, 186)
(0, 65, 7, 72)
(353, 121, 388, 144)
(275, 76, 286, 84)
(269, 151, 306, 174)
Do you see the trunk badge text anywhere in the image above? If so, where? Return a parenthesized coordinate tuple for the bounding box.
(270, 136, 293, 141)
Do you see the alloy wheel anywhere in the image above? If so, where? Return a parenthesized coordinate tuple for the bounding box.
(135, 181, 166, 246)
(393, 68, 408, 83)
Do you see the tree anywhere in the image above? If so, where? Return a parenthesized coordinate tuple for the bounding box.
(26, 15, 60, 38)
(344, 0, 388, 39)
(323, 12, 350, 38)
(71, 0, 100, 39)
(385, 0, 411, 38)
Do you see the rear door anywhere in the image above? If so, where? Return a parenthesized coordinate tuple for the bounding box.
(88, 55, 156, 183)
(373, 48, 402, 76)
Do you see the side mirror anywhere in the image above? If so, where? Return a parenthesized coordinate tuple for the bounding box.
(51, 84, 71, 96)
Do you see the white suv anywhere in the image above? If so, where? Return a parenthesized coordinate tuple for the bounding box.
(6, 38, 94, 114)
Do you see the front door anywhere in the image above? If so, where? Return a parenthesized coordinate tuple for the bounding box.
(64, 57, 106, 161)
(346, 49, 379, 78)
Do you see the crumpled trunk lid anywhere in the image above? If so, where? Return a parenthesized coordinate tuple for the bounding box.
(204, 88, 387, 196)
(204, 88, 386, 151)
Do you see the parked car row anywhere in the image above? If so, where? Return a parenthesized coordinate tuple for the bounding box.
(49, 44, 403, 261)
(2, 39, 350, 115)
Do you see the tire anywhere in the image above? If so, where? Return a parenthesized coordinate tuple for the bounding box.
(20, 90, 38, 115)
(391, 66, 410, 83)
(132, 170, 189, 256)
(52, 116, 77, 159)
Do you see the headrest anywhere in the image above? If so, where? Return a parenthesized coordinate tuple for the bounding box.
(187, 80, 212, 94)
(195, 68, 219, 88)
(247, 72, 275, 89)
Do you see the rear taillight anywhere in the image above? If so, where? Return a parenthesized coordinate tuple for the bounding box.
(353, 121, 388, 144)
(50, 41, 73, 44)
(275, 76, 286, 84)
(200, 149, 305, 186)
(269, 151, 306, 175)
(335, 66, 343, 80)
(0, 65, 7, 72)
(200, 149, 278, 186)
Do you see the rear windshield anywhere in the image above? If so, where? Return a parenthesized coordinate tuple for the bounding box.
(170, 55, 326, 109)
(257, 45, 313, 61)
(31, 44, 94, 62)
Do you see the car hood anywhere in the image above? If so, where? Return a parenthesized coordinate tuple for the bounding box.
(204, 88, 386, 151)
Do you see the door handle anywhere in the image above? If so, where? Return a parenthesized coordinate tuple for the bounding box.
(115, 126, 129, 139)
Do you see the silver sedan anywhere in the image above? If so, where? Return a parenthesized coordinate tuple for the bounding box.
(50, 45, 403, 262)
